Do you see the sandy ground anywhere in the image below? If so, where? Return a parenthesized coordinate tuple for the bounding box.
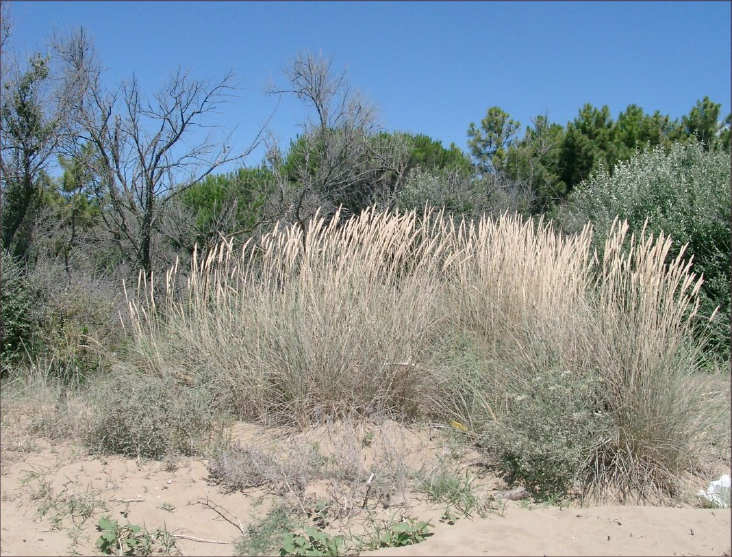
(1, 418, 730, 556)
(362, 505, 731, 556)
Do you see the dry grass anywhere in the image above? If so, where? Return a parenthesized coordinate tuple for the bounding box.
(207, 419, 423, 521)
(126, 207, 449, 425)
(121, 207, 727, 500)
(580, 219, 720, 500)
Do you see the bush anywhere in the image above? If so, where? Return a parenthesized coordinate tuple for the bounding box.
(1, 253, 128, 384)
(480, 367, 612, 498)
(1, 250, 37, 371)
(29, 260, 128, 384)
(396, 166, 532, 218)
(556, 140, 731, 362)
(86, 371, 221, 459)
(179, 166, 272, 250)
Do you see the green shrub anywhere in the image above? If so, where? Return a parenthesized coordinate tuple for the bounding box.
(1, 250, 38, 371)
(557, 140, 731, 362)
(236, 506, 298, 556)
(179, 167, 272, 249)
(2, 254, 128, 384)
(86, 371, 221, 459)
(396, 167, 532, 218)
(480, 367, 612, 498)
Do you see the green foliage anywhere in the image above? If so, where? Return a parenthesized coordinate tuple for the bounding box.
(481, 368, 613, 499)
(0, 251, 37, 370)
(501, 115, 566, 213)
(678, 96, 723, 148)
(279, 527, 345, 556)
(405, 133, 473, 173)
(396, 165, 533, 218)
(416, 461, 483, 517)
(355, 517, 432, 550)
(467, 106, 520, 173)
(279, 134, 326, 185)
(40, 146, 103, 264)
(468, 98, 728, 213)
(3, 258, 127, 385)
(277, 130, 472, 218)
(179, 166, 272, 248)
(1, 54, 60, 258)
(86, 372, 220, 459)
(557, 104, 617, 195)
(236, 506, 298, 556)
(718, 113, 731, 153)
(96, 516, 177, 556)
(559, 140, 731, 361)
(613, 105, 674, 160)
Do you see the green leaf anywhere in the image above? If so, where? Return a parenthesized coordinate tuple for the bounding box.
(97, 516, 116, 531)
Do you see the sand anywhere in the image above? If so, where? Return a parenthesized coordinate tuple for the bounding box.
(1, 420, 729, 556)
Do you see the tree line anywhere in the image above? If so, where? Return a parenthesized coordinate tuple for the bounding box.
(1, 26, 729, 278)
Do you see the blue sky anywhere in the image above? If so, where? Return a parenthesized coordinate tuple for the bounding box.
(5, 1, 731, 170)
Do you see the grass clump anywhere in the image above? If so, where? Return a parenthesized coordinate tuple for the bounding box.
(416, 458, 484, 517)
(431, 213, 724, 501)
(125, 208, 446, 426)
(121, 206, 724, 501)
(22, 471, 107, 531)
(557, 140, 730, 362)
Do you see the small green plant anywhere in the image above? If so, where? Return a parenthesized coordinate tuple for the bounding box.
(22, 472, 107, 530)
(306, 499, 331, 529)
(361, 431, 375, 448)
(417, 460, 483, 517)
(159, 502, 175, 513)
(95, 515, 177, 556)
(279, 526, 345, 556)
(235, 505, 298, 556)
(356, 516, 432, 550)
(439, 507, 458, 525)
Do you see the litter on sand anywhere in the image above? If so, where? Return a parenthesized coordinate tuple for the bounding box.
(698, 474, 731, 508)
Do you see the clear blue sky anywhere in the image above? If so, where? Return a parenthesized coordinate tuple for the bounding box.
(5, 1, 731, 169)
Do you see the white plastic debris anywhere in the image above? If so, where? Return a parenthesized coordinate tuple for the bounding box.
(698, 474, 731, 508)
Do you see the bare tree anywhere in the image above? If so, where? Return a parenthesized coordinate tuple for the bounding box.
(56, 29, 263, 275)
(268, 53, 408, 244)
(1, 1, 12, 51)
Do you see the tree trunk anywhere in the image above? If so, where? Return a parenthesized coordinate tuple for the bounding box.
(140, 182, 154, 277)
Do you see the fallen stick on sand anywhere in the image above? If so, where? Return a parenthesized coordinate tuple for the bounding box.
(173, 534, 229, 544)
